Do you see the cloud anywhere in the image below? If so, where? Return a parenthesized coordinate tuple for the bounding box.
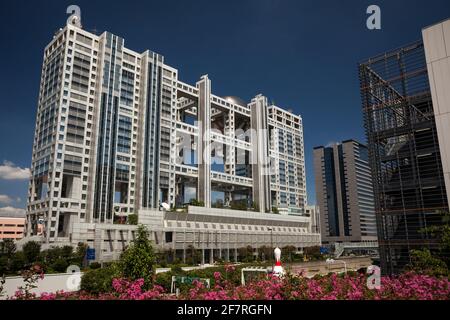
(0, 206, 26, 218)
(0, 194, 13, 204)
(0, 160, 30, 180)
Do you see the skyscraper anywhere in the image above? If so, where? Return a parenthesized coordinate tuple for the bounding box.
(25, 14, 318, 262)
(359, 19, 450, 274)
(313, 140, 377, 244)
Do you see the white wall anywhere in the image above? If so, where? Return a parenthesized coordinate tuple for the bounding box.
(1, 273, 81, 300)
(423, 19, 450, 207)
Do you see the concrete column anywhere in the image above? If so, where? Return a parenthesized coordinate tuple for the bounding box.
(225, 109, 235, 176)
(201, 248, 205, 265)
(423, 21, 450, 207)
(197, 75, 212, 208)
(250, 94, 271, 213)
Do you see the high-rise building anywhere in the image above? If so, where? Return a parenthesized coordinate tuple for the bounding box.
(313, 140, 377, 244)
(359, 18, 450, 274)
(25, 14, 319, 262)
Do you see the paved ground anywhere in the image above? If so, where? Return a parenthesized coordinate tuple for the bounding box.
(286, 256, 374, 277)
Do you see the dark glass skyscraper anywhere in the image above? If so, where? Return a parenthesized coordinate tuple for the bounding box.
(314, 140, 377, 244)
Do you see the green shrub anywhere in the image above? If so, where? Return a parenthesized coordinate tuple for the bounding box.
(80, 264, 119, 294)
(52, 258, 69, 273)
(89, 262, 101, 270)
(189, 199, 205, 207)
(119, 225, 155, 288)
(154, 271, 174, 291)
(11, 252, 26, 274)
(128, 214, 138, 225)
(22, 241, 41, 266)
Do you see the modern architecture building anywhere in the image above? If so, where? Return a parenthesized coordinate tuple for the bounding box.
(24, 14, 319, 262)
(0, 216, 25, 240)
(313, 140, 377, 244)
(359, 18, 450, 274)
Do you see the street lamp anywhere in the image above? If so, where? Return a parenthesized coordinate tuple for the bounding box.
(326, 258, 347, 273)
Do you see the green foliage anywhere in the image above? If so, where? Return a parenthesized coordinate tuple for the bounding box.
(189, 199, 205, 207)
(119, 225, 156, 288)
(230, 200, 248, 211)
(1, 239, 16, 257)
(251, 201, 259, 212)
(51, 258, 69, 273)
(303, 246, 323, 261)
(22, 241, 41, 266)
(272, 207, 279, 214)
(281, 246, 297, 263)
(0, 239, 17, 275)
(185, 245, 201, 265)
(89, 262, 101, 269)
(80, 264, 120, 294)
(128, 214, 138, 225)
(238, 246, 255, 262)
(408, 211, 450, 275)
(10, 251, 26, 273)
(212, 199, 224, 208)
(409, 248, 448, 276)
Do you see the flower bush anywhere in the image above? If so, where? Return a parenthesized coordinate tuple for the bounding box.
(13, 271, 449, 300)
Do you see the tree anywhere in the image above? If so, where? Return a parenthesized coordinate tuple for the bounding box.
(238, 246, 254, 262)
(128, 214, 138, 225)
(409, 248, 448, 276)
(22, 241, 41, 266)
(72, 242, 88, 266)
(303, 246, 322, 261)
(1, 239, 16, 257)
(0, 239, 17, 274)
(119, 225, 156, 288)
(282, 246, 297, 263)
(408, 211, 450, 275)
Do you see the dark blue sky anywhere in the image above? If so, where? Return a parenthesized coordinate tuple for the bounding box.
(1, 0, 449, 211)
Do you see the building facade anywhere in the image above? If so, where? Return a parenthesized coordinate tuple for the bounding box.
(0, 216, 25, 240)
(313, 140, 377, 244)
(25, 15, 318, 261)
(359, 19, 450, 274)
(305, 205, 320, 234)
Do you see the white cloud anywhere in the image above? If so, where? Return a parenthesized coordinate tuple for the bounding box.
(0, 160, 30, 180)
(0, 194, 13, 204)
(0, 206, 26, 218)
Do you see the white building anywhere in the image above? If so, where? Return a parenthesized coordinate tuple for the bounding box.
(25, 14, 319, 262)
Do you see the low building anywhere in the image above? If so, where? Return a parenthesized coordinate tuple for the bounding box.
(0, 216, 25, 240)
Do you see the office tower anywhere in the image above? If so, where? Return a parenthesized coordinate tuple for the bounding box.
(313, 140, 377, 244)
(25, 15, 318, 261)
(359, 19, 450, 274)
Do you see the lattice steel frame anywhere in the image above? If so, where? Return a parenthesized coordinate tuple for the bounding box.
(359, 41, 448, 274)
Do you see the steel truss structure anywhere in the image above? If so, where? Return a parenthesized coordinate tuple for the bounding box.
(359, 41, 448, 274)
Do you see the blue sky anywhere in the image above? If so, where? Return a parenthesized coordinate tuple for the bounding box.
(0, 0, 449, 215)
